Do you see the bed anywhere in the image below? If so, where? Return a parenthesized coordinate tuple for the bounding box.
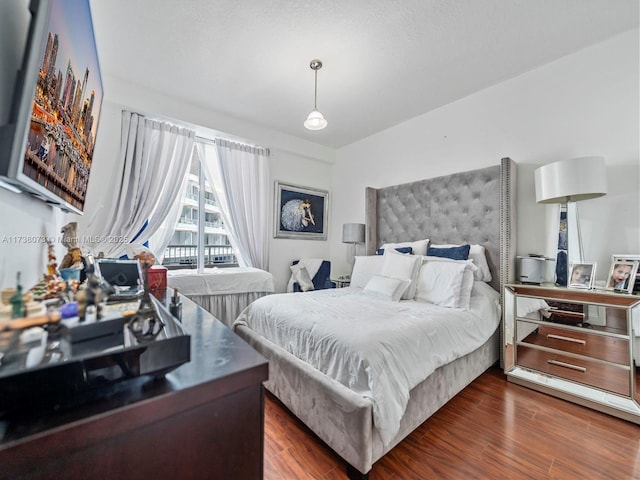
(166, 267, 275, 328)
(234, 158, 516, 479)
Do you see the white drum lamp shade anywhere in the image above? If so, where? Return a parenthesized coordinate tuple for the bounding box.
(534, 156, 607, 284)
(534, 156, 607, 204)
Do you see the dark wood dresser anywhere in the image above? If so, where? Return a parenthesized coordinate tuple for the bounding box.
(0, 291, 268, 480)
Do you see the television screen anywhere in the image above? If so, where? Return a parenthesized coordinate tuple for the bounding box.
(0, 0, 103, 214)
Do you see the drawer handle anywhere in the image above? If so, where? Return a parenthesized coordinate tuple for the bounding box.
(547, 359, 586, 372)
(546, 334, 586, 345)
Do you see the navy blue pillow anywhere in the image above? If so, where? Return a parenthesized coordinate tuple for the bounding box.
(376, 246, 413, 255)
(427, 244, 470, 260)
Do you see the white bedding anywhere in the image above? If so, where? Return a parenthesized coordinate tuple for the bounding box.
(167, 267, 275, 295)
(234, 281, 500, 446)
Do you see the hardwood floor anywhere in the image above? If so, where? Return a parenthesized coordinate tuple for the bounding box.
(263, 366, 640, 479)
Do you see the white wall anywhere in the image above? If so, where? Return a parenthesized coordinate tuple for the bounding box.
(268, 149, 332, 291)
(330, 29, 640, 283)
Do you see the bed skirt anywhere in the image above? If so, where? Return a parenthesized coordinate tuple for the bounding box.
(234, 325, 500, 475)
(186, 292, 270, 328)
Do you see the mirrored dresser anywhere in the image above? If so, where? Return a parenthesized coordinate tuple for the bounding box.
(504, 283, 640, 423)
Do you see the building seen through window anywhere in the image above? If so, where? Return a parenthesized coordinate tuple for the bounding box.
(162, 152, 237, 268)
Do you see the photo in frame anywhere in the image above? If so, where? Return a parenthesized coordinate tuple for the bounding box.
(605, 260, 639, 293)
(568, 262, 596, 289)
(274, 181, 328, 240)
(611, 254, 640, 294)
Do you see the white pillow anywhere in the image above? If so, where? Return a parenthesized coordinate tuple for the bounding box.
(380, 249, 422, 299)
(422, 255, 478, 273)
(379, 238, 429, 256)
(458, 266, 475, 310)
(363, 275, 411, 302)
(290, 263, 314, 292)
(421, 256, 477, 309)
(415, 260, 471, 308)
(430, 244, 492, 282)
(350, 255, 385, 288)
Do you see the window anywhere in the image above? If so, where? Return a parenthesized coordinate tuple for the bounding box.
(161, 148, 238, 269)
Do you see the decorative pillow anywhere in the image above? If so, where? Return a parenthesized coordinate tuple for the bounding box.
(379, 238, 429, 256)
(427, 244, 470, 261)
(415, 260, 471, 308)
(290, 263, 314, 292)
(375, 246, 413, 255)
(350, 255, 385, 288)
(380, 249, 422, 299)
(363, 275, 411, 302)
(431, 244, 492, 282)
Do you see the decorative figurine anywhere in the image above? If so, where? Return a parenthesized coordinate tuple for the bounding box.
(76, 255, 113, 321)
(59, 222, 83, 270)
(9, 272, 24, 319)
(46, 240, 59, 277)
(126, 255, 164, 342)
(31, 240, 71, 300)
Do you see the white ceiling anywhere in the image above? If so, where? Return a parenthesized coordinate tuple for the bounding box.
(89, 0, 638, 148)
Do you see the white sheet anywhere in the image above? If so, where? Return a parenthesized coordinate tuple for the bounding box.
(167, 267, 275, 295)
(234, 281, 500, 446)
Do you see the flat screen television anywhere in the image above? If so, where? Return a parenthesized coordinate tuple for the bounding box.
(0, 0, 103, 214)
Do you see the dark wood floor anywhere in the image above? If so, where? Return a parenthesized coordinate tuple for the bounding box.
(264, 366, 640, 479)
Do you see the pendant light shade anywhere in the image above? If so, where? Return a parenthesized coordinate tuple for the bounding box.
(304, 109, 327, 130)
(304, 59, 327, 130)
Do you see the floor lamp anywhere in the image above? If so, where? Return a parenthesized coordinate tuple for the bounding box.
(342, 223, 365, 271)
(534, 156, 607, 286)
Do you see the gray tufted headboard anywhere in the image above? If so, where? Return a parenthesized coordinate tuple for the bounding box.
(365, 158, 516, 293)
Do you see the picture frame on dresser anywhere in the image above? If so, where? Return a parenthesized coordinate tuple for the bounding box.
(606, 260, 639, 294)
(612, 254, 640, 294)
(568, 262, 596, 289)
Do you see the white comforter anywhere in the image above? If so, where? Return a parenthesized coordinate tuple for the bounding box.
(234, 281, 501, 446)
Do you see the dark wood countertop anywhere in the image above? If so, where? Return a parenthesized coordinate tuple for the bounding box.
(0, 289, 268, 460)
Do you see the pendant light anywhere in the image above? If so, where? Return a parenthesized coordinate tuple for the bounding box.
(304, 59, 327, 130)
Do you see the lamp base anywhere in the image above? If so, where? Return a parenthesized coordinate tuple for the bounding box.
(555, 207, 568, 287)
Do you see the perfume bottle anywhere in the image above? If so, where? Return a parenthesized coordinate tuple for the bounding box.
(170, 288, 182, 321)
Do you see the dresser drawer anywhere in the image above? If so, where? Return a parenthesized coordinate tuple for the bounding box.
(518, 323, 629, 366)
(517, 345, 630, 396)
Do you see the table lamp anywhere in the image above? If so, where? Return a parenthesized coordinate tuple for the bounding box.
(342, 223, 365, 268)
(534, 156, 607, 286)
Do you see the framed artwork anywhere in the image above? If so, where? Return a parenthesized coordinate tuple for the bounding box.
(568, 262, 596, 289)
(605, 260, 639, 293)
(274, 181, 328, 240)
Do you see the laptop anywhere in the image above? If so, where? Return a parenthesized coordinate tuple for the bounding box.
(96, 259, 144, 300)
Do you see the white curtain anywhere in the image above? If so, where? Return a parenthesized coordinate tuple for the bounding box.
(85, 111, 195, 258)
(147, 155, 191, 263)
(198, 139, 270, 270)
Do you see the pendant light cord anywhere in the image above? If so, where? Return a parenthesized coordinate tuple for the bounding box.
(313, 70, 318, 110)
